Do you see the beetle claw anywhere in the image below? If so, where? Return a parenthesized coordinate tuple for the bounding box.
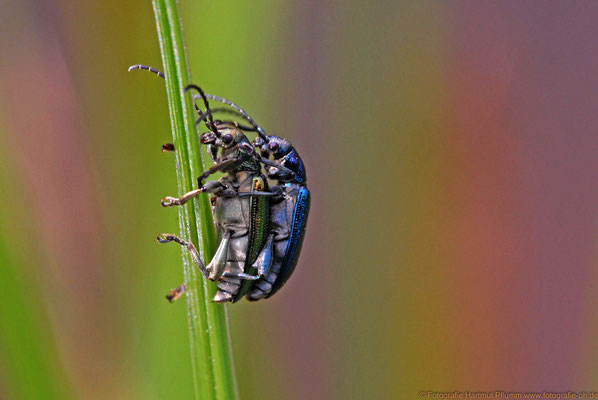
(161, 143, 175, 152)
(166, 284, 186, 303)
(161, 197, 178, 207)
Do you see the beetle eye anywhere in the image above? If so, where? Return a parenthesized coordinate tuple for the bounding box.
(222, 134, 233, 144)
(268, 142, 279, 151)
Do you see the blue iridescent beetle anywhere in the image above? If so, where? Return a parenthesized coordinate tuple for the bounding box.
(129, 64, 310, 301)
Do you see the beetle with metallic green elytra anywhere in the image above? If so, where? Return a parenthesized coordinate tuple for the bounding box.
(157, 86, 276, 303)
(190, 93, 310, 301)
(129, 64, 310, 302)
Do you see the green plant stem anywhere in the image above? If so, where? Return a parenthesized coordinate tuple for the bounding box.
(152, 1, 238, 399)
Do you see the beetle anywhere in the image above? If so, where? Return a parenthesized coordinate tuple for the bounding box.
(129, 65, 279, 302)
(153, 82, 277, 303)
(191, 93, 310, 300)
(129, 64, 309, 301)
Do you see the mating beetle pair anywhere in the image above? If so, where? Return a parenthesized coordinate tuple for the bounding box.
(129, 64, 310, 302)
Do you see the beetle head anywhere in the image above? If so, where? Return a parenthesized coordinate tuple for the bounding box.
(253, 135, 292, 160)
(201, 123, 251, 162)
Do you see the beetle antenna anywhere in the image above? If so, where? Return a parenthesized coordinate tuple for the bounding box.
(194, 108, 257, 131)
(128, 64, 214, 124)
(185, 84, 220, 136)
(192, 94, 268, 139)
(127, 64, 165, 78)
(128, 65, 258, 134)
(193, 94, 263, 136)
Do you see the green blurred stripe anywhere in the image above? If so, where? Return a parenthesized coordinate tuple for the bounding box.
(0, 148, 72, 399)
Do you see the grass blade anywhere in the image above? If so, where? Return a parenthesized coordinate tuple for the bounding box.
(152, 1, 238, 399)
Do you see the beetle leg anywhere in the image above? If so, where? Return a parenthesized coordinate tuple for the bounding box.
(161, 181, 225, 207)
(267, 168, 295, 182)
(201, 180, 227, 193)
(221, 271, 260, 280)
(236, 186, 282, 199)
(157, 234, 210, 279)
(161, 189, 203, 207)
(237, 190, 279, 198)
(162, 157, 239, 207)
(206, 230, 232, 280)
(197, 156, 242, 187)
(253, 234, 274, 276)
(165, 284, 186, 303)
(259, 157, 296, 179)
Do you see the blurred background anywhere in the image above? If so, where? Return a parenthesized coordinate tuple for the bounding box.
(1, 1, 598, 399)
